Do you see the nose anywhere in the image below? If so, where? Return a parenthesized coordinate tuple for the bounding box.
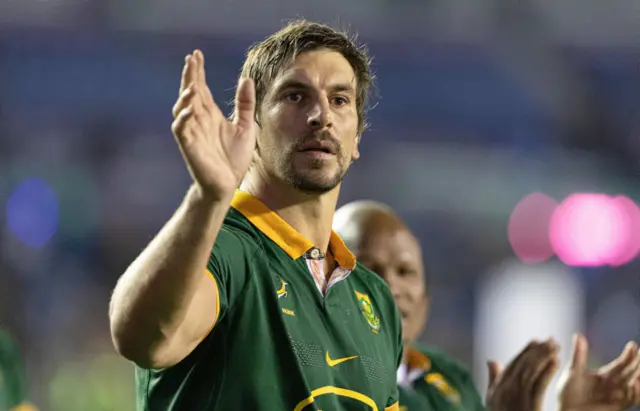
(307, 98, 332, 130)
(386, 274, 402, 300)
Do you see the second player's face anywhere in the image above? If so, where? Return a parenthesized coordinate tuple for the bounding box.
(258, 49, 361, 194)
(357, 227, 428, 343)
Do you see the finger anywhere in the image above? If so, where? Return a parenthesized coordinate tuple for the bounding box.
(194, 50, 207, 87)
(173, 85, 214, 132)
(530, 355, 560, 410)
(233, 78, 256, 131)
(171, 105, 195, 140)
(511, 339, 557, 390)
(599, 341, 637, 377)
(172, 87, 195, 118)
(618, 346, 640, 382)
(625, 349, 640, 405)
(500, 340, 541, 381)
(179, 54, 195, 95)
(192, 50, 222, 120)
(487, 360, 504, 387)
(570, 333, 589, 371)
(528, 340, 560, 383)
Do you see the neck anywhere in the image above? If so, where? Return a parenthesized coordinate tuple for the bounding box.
(241, 169, 340, 253)
(402, 343, 410, 365)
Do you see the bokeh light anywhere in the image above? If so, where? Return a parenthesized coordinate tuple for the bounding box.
(549, 194, 639, 266)
(6, 177, 60, 248)
(507, 192, 558, 264)
(607, 196, 640, 266)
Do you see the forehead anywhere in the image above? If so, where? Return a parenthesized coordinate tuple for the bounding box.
(271, 49, 357, 91)
(359, 227, 422, 263)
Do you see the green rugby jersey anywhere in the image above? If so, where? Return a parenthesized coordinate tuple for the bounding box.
(136, 190, 403, 410)
(0, 330, 36, 411)
(397, 345, 484, 411)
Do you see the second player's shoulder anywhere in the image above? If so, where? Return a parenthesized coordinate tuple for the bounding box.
(416, 344, 474, 382)
(350, 262, 397, 308)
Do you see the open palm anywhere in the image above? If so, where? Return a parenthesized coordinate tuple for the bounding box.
(557, 334, 640, 411)
(171, 50, 256, 201)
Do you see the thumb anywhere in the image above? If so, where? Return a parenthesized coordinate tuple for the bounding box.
(487, 360, 504, 387)
(570, 333, 589, 371)
(233, 78, 256, 131)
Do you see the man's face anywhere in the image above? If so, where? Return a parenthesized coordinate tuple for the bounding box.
(257, 49, 361, 194)
(356, 226, 429, 343)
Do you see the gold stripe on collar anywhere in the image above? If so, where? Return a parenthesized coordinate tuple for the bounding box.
(231, 190, 356, 270)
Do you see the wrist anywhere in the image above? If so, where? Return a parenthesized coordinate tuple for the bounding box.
(187, 184, 235, 206)
(183, 184, 234, 225)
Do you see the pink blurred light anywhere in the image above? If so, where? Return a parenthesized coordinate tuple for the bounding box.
(549, 194, 639, 267)
(607, 196, 640, 266)
(508, 192, 558, 264)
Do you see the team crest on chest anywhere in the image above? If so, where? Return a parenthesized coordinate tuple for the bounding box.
(276, 279, 289, 299)
(425, 372, 461, 405)
(355, 291, 380, 334)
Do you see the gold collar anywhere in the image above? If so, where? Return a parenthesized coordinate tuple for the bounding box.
(231, 190, 356, 270)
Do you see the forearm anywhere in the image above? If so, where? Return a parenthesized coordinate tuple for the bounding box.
(109, 185, 231, 365)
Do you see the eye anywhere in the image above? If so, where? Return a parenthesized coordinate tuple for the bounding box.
(398, 267, 417, 277)
(331, 96, 349, 106)
(284, 93, 303, 103)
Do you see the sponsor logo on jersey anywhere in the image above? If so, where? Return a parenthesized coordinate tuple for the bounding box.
(355, 291, 380, 333)
(325, 351, 359, 367)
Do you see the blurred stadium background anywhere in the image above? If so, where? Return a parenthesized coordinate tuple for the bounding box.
(1, 0, 639, 410)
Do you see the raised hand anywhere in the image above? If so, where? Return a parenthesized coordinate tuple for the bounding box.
(557, 334, 640, 411)
(171, 50, 256, 201)
(486, 339, 560, 411)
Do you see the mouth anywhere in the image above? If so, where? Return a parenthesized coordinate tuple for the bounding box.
(298, 140, 337, 155)
(400, 310, 410, 321)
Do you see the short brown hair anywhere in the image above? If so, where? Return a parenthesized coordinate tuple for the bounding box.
(240, 20, 374, 136)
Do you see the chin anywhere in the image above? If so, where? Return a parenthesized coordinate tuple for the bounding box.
(292, 179, 341, 194)
(287, 170, 344, 194)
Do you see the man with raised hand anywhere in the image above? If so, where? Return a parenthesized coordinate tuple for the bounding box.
(109, 21, 404, 411)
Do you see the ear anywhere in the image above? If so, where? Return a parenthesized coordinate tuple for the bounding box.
(351, 134, 361, 161)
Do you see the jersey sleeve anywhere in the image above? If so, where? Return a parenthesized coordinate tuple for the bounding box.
(462, 371, 485, 411)
(385, 304, 404, 411)
(0, 331, 29, 409)
(443, 349, 486, 411)
(206, 225, 259, 323)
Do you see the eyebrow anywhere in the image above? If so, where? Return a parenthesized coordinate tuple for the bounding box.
(275, 80, 356, 95)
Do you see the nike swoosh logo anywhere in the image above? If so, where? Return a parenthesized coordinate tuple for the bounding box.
(326, 351, 359, 367)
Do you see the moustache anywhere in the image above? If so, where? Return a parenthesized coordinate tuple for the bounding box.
(295, 132, 342, 154)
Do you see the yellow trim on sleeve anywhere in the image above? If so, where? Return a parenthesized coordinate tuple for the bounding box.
(231, 190, 356, 269)
(385, 401, 400, 411)
(194, 269, 221, 347)
(10, 402, 38, 411)
(205, 269, 221, 324)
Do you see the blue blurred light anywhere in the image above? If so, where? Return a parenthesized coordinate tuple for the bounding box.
(6, 178, 60, 247)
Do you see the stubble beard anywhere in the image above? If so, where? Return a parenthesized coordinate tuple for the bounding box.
(280, 149, 347, 194)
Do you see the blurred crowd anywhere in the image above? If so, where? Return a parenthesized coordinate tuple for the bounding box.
(1, 1, 639, 409)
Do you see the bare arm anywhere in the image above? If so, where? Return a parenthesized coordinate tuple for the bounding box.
(109, 186, 230, 369)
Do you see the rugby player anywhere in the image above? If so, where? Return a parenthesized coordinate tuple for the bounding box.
(0, 329, 37, 411)
(334, 200, 640, 411)
(110, 21, 404, 410)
